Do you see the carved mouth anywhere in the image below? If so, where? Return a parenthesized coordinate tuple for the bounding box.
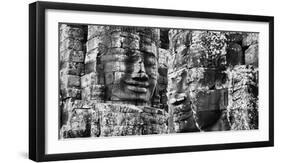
(170, 93, 187, 106)
(124, 80, 149, 93)
(127, 85, 147, 93)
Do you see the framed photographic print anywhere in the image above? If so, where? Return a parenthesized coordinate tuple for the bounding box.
(29, 1, 274, 162)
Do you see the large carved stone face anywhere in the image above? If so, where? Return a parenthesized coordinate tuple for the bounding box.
(104, 49, 158, 105)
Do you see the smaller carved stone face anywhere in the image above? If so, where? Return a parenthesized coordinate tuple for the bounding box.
(105, 49, 158, 105)
(169, 70, 199, 132)
(169, 67, 227, 132)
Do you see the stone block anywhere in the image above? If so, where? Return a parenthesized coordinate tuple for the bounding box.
(60, 103, 169, 138)
(81, 85, 104, 101)
(99, 112, 142, 136)
(80, 72, 98, 88)
(95, 104, 167, 136)
(225, 32, 243, 42)
(226, 43, 243, 66)
(102, 48, 127, 60)
(86, 36, 109, 52)
(122, 34, 140, 50)
(60, 74, 80, 88)
(60, 38, 83, 52)
(60, 24, 84, 41)
(88, 25, 105, 40)
(60, 62, 84, 76)
(85, 48, 99, 64)
(87, 37, 102, 52)
(60, 108, 92, 138)
(81, 86, 91, 101)
(140, 43, 158, 55)
(242, 33, 259, 47)
(196, 89, 228, 112)
(158, 75, 168, 85)
(60, 49, 84, 63)
(229, 108, 258, 130)
(138, 28, 160, 44)
(84, 61, 96, 74)
(158, 67, 168, 76)
(227, 65, 258, 130)
(105, 72, 114, 85)
(110, 32, 125, 48)
(158, 48, 170, 66)
(245, 44, 258, 67)
(60, 87, 81, 99)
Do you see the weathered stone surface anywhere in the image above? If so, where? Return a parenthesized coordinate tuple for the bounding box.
(194, 89, 228, 129)
(225, 32, 243, 43)
(196, 89, 228, 111)
(122, 33, 140, 50)
(104, 72, 125, 85)
(81, 85, 105, 101)
(84, 48, 99, 64)
(81, 72, 98, 88)
(245, 44, 258, 67)
(59, 24, 260, 138)
(170, 30, 227, 70)
(60, 62, 84, 76)
(227, 65, 258, 130)
(168, 30, 230, 132)
(158, 52, 169, 73)
(169, 30, 191, 52)
(93, 28, 160, 105)
(84, 61, 96, 74)
(60, 87, 81, 99)
(97, 105, 142, 136)
(60, 108, 92, 138)
(101, 53, 127, 63)
(60, 49, 84, 63)
(242, 33, 259, 47)
(60, 98, 74, 125)
(60, 74, 80, 88)
(60, 103, 168, 138)
(169, 79, 229, 132)
(158, 75, 168, 85)
(60, 24, 84, 41)
(158, 66, 168, 76)
(104, 61, 126, 73)
(86, 36, 106, 52)
(199, 31, 227, 68)
(226, 43, 244, 66)
(140, 43, 158, 55)
(60, 38, 83, 52)
(88, 25, 105, 40)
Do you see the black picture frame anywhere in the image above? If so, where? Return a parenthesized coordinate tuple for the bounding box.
(29, 1, 274, 162)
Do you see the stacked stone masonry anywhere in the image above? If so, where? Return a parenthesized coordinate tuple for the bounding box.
(59, 24, 259, 138)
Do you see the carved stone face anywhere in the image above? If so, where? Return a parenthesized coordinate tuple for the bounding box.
(169, 69, 199, 132)
(104, 49, 158, 105)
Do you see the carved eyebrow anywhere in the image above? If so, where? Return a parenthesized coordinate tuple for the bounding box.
(125, 50, 141, 58)
(145, 57, 157, 64)
(143, 51, 157, 58)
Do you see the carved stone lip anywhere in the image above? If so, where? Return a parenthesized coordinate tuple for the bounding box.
(124, 79, 149, 88)
(126, 85, 148, 93)
(170, 93, 187, 106)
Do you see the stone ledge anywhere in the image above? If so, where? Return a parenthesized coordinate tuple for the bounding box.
(60, 103, 169, 139)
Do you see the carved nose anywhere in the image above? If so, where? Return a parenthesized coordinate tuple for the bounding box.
(132, 60, 148, 81)
(137, 60, 146, 73)
(132, 73, 148, 82)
